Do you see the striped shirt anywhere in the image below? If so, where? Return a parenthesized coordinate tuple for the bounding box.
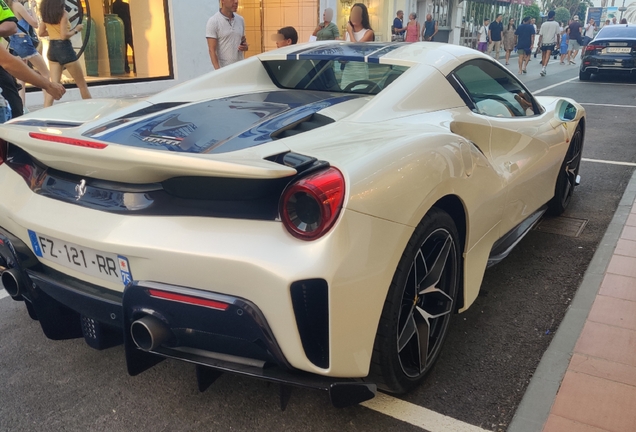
(206, 11, 245, 69)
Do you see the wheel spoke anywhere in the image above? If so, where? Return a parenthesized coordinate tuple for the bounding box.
(417, 235, 452, 291)
(415, 306, 430, 372)
(397, 314, 418, 352)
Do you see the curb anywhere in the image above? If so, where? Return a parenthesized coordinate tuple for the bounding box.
(508, 169, 636, 432)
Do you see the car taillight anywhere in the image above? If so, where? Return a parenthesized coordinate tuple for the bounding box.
(280, 167, 345, 240)
(0, 140, 6, 165)
(585, 44, 602, 52)
(29, 132, 108, 149)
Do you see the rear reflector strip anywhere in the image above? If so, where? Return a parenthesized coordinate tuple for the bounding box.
(148, 289, 230, 311)
(29, 132, 108, 149)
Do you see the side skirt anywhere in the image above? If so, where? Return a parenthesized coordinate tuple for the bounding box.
(487, 206, 547, 268)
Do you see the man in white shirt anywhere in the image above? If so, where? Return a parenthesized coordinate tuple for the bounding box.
(583, 18, 596, 45)
(206, 0, 248, 69)
(538, 10, 560, 76)
(477, 18, 489, 52)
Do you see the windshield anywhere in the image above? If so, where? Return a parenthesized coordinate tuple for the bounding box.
(597, 26, 636, 39)
(263, 59, 409, 95)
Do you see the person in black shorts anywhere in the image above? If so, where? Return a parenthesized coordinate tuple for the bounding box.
(0, 0, 24, 116)
(39, 0, 91, 103)
(515, 17, 536, 75)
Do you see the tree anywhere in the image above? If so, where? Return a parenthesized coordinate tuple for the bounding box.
(524, 3, 542, 22)
(555, 6, 571, 23)
(576, 2, 591, 21)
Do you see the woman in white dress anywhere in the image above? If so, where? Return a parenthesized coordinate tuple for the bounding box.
(341, 3, 374, 89)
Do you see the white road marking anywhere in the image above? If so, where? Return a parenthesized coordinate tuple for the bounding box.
(582, 158, 636, 167)
(580, 103, 636, 108)
(573, 81, 636, 86)
(533, 77, 578, 94)
(0, 289, 9, 300)
(361, 392, 489, 432)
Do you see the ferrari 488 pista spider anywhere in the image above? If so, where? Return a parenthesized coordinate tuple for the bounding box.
(0, 42, 585, 408)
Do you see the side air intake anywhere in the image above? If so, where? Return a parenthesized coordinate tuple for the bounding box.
(290, 279, 329, 368)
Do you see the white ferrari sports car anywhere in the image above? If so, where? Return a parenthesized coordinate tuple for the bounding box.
(0, 42, 584, 408)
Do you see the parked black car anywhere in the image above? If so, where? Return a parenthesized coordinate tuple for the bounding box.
(580, 25, 636, 80)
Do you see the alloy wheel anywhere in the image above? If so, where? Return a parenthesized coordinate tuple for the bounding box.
(396, 229, 457, 378)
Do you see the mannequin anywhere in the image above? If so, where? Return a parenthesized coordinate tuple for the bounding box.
(111, 0, 134, 73)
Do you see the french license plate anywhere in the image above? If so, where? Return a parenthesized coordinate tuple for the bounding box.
(28, 230, 132, 286)
(607, 47, 631, 53)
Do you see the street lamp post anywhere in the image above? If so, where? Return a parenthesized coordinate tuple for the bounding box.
(619, 0, 627, 20)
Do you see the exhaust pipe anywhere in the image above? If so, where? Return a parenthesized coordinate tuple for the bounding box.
(1, 269, 23, 298)
(130, 315, 173, 352)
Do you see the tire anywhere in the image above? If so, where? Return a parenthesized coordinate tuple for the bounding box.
(579, 70, 591, 81)
(548, 124, 583, 216)
(367, 208, 461, 394)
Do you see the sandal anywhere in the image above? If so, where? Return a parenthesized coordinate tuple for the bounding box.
(506, 62, 509, 65)
(522, 69, 527, 74)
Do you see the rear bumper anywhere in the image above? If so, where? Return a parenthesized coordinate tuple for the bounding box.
(581, 55, 636, 73)
(0, 227, 376, 407)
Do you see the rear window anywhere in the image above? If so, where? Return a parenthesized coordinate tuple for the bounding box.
(262, 60, 409, 95)
(597, 25, 636, 39)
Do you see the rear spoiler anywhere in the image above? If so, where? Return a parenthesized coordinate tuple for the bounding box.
(0, 127, 296, 183)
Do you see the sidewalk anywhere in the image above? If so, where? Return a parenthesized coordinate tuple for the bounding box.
(510, 171, 636, 432)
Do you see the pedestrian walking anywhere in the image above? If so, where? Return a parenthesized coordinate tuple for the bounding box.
(477, 18, 489, 53)
(529, 18, 538, 61)
(0, 0, 64, 119)
(514, 16, 535, 75)
(313, 8, 339, 41)
(503, 17, 516, 65)
(566, 16, 583, 64)
(488, 14, 504, 60)
(422, 14, 438, 41)
(405, 13, 419, 42)
(9, 0, 53, 108)
(538, 10, 560, 76)
(560, 30, 569, 64)
(39, 0, 91, 104)
(206, 0, 248, 70)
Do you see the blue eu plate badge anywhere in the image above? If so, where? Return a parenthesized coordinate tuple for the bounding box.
(118, 256, 132, 285)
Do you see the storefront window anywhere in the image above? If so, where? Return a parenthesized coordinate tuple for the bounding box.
(240, 0, 319, 57)
(29, 0, 172, 89)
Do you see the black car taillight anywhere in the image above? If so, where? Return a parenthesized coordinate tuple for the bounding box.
(280, 167, 345, 240)
(0, 139, 6, 165)
(584, 44, 603, 53)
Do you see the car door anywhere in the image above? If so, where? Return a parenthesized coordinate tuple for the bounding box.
(450, 59, 568, 236)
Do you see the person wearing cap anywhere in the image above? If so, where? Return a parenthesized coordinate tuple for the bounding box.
(566, 15, 582, 65)
(538, 10, 560, 76)
(275, 26, 298, 48)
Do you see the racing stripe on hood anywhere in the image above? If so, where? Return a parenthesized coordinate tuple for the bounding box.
(286, 43, 402, 63)
(87, 91, 362, 154)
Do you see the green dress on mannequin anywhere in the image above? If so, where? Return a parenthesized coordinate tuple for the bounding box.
(104, 13, 125, 75)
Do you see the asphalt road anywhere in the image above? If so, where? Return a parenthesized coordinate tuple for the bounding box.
(1, 57, 636, 432)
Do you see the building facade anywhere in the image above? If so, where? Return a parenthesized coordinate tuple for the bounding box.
(26, 0, 527, 107)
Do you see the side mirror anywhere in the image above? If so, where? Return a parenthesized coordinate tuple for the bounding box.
(557, 101, 578, 122)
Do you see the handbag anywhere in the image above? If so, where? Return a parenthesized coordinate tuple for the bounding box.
(16, 23, 39, 49)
